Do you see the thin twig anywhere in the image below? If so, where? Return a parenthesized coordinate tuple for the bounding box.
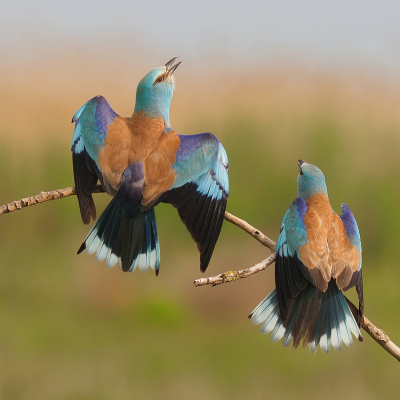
(224, 211, 276, 251)
(194, 253, 276, 287)
(1, 185, 399, 361)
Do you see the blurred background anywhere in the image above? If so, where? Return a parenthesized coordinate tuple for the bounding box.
(1, 1, 400, 399)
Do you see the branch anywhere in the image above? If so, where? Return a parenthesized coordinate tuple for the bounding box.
(194, 253, 276, 287)
(1, 185, 399, 361)
(224, 211, 276, 251)
(0, 185, 105, 215)
(345, 296, 400, 361)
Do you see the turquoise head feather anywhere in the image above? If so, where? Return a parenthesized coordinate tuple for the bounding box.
(134, 57, 181, 127)
(297, 159, 328, 200)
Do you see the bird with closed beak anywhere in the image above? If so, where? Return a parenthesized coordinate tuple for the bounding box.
(250, 160, 363, 353)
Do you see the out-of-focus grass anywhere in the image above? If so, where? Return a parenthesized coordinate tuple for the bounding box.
(0, 61, 400, 399)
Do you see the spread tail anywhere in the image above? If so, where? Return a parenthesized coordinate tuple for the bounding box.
(249, 280, 362, 353)
(78, 194, 160, 274)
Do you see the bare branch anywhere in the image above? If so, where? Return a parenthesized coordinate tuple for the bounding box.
(345, 296, 400, 362)
(224, 211, 276, 251)
(194, 253, 276, 287)
(0, 185, 105, 215)
(1, 185, 399, 361)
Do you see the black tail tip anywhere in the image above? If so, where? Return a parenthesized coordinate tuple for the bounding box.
(155, 268, 160, 276)
(358, 335, 363, 343)
(248, 313, 253, 319)
(77, 242, 86, 255)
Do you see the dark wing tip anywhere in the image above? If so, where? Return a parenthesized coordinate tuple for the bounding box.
(200, 262, 208, 273)
(81, 213, 90, 225)
(160, 181, 227, 274)
(77, 242, 86, 255)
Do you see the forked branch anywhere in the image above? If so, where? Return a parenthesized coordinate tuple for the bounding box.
(1, 185, 399, 361)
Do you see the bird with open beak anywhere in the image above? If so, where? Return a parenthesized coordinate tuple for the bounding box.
(71, 58, 229, 275)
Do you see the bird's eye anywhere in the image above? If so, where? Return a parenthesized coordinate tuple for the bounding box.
(154, 76, 164, 84)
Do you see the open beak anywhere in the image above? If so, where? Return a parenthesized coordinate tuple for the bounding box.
(298, 159, 306, 174)
(165, 57, 181, 77)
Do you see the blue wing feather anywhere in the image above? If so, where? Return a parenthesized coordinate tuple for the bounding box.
(339, 203, 363, 322)
(171, 132, 229, 196)
(71, 96, 119, 224)
(277, 197, 309, 257)
(71, 102, 86, 153)
(339, 203, 362, 269)
(75, 96, 118, 163)
(159, 132, 229, 272)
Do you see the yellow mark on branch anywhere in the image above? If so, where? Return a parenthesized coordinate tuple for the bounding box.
(224, 271, 239, 282)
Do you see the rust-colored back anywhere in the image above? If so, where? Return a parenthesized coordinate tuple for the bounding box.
(298, 193, 360, 292)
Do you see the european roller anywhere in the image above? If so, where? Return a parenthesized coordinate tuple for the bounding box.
(250, 160, 363, 353)
(71, 58, 229, 274)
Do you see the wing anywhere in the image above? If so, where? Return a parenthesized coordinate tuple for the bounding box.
(71, 95, 128, 224)
(328, 203, 362, 290)
(275, 197, 313, 321)
(337, 203, 363, 320)
(157, 132, 229, 272)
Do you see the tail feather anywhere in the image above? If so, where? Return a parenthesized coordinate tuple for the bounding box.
(249, 290, 278, 325)
(78, 194, 160, 273)
(309, 294, 325, 353)
(260, 304, 280, 335)
(250, 280, 362, 353)
(293, 286, 315, 348)
(339, 293, 362, 340)
(95, 241, 108, 262)
(330, 290, 343, 351)
(304, 291, 322, 347)
(320, 297, 331, 354)
(105, 205, 124, 268)
(337, 297, 354, 347)
(95, 204, 122, 263)
(270, 319, 285, 343)
(282, 298, 301, 347)
(143, 214, 152, 271)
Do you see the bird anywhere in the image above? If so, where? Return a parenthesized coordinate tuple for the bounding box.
(70, 58, 229, 275)
(249, 160, 363, 353)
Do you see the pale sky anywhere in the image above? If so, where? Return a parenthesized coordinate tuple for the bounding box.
(1, 0, 400, 73)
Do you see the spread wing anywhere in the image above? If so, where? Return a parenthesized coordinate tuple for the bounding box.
(157, 132, 229, 272)
(71, 96, 129, 224)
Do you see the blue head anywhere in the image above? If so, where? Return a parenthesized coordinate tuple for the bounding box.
(134, 57, 181, 127)
(297, 159, 328, 200)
